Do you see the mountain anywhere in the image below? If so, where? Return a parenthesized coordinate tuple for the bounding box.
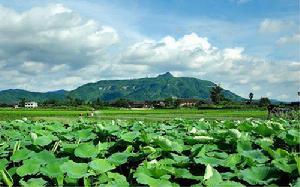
(0, 89, 67, 104)
(68, 72, 243, 102)
(0, 73, 244, 104)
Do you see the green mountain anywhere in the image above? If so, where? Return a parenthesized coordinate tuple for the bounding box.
(0, 73, 244, 104)
(0, 89, 67, 104)
(68, 72, 243, 102)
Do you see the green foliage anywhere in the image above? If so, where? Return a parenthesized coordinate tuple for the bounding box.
(249, 92, 254, 103)
(259, 97, 271, 106)
(210, 85, 224, 104)
(0, 118, 298, 186)
(111, 98, 130, 108)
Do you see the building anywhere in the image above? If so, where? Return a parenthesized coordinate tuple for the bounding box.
(178, 99, 198, 107)
(25, 102, 38, 108)
(152, 101, 166, 108)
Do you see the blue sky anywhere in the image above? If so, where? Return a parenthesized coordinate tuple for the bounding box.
(0, 0, 299, 101)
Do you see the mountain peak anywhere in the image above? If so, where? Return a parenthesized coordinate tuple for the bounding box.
(157, 72, 173, 78)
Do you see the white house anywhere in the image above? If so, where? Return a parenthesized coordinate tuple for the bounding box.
(25, 102, 38, 108)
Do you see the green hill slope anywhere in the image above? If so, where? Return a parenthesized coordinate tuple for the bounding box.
(68, 72, 243, 102)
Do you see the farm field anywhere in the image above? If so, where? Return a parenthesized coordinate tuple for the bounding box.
(0, 118, 299, 186)
(0, 108, 267, 121)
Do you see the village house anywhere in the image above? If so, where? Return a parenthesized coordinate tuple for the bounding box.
(25, 102, 38, 108)
(152, 101, 166, 108)
(178, 99, 198, 107)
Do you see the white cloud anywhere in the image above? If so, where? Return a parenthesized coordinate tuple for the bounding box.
(51, 64, 69, 72)
(259, 19, 289, 33)
(0, 4, 118, 70)
(20, 61, 46, 74)
(223, 47, 244, 60)
(277, 32, 300, 45)
(120, 33, 299, 101)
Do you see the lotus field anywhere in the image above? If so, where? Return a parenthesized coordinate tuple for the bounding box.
(0, 118, 299, 187)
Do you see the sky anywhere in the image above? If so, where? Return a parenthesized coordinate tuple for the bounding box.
(0, 0, 299, 101)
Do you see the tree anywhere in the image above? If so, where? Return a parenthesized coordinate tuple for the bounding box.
(112, 98, 130, 108)
(92, 98, 105, 109)
(259, 97, 271, 107)
(249, 92, 254, 104)
(19, 98, 26, 107)
(210, 85, 224, 104)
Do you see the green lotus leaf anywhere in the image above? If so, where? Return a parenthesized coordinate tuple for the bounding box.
(219, 181, 245, 187)
(272, 158, 297, 173)
(141, 146, 156, 154)
(20, 178, 47, 187)
(154, 136, 183, 153)
(174, 168, 200, 180)
(61, 143, 77, 153)
(273, 148, 290, 159)
(256, 124, 275, 136)
(194, 155, 224, 167)
(284, 130, 300, 145)
(97, 142, 114, 152)
(134, 172, 177, 187)
(238, 121, 254, 131)
(34, 136, 52, 146)
(102, 123, 121, 133)
(222, 154, 241, 169)
(32, 150, 56, 164)
(107, 152, 131, 166)
(74, 143, 98, 158)
(237, 139, 252, 153)
(292, 178, 300, 187)
(40, 162, 64, 178)
(11, 149, 32, 162)
(119, 132, 139, 142)
(89, 159, 116, 173)
(239, 166, 279, 185)
(60, 160, 88, 179)
(171, 153, 189, 164)
(242, 150, 269, 164)
(106, 172, 129, 186)
(73, 129, 96, 141)
(135, 161, 176, 181)
(204, 164, 223, 187)
(0, 159, 8, 170)
(16, 159, 41, 177)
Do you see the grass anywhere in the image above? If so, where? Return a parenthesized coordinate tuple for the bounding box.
(0, 108, 268, 121)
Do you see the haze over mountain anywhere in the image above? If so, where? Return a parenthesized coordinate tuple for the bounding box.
(0, 73, 243, 104)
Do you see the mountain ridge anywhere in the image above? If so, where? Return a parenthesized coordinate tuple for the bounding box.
(0, 73, 244, 104)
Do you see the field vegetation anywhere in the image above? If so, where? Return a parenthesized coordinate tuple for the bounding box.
(0, 108, 268, 121)
(0, 118, 299, 186)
